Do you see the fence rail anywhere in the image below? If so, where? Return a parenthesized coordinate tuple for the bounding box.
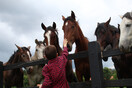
(1, 41, 132, 88)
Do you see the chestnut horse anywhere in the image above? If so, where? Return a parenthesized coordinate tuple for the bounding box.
(62, 11, 90, 82)
(95, 18, 132, 88)
(41, 22, 77, 83)
(3, 45, 31, 88)
(27, 39, 45, 87)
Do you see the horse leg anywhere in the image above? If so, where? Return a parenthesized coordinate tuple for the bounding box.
(76, 69, 83, 82)
(66, 60, 78, 83)
(84, 73, 90, 81)
(5, 84, 11, 88)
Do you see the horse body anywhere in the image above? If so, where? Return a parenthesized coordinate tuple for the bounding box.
(62, 11, 90, 82)
(27, 39, 45, 87)
(41, 22, 77, 83)
(95, 17, 132, 88)
(3, 45, 31, 88)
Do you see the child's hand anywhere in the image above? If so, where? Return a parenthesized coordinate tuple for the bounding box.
(37, 84, 42, 88)
(63, 38, 68, 47)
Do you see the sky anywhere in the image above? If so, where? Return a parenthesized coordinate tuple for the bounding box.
(0, 0, 132, 69)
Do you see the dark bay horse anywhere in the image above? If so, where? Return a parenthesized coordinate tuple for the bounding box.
(3, 45, 31, 88)
(95, 18, 132, 88)
(62, 11, 90, 82)
(41, 22, 77, 83)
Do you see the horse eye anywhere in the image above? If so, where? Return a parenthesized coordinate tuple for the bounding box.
(22, 54, 26, 58)
(126, 24, 131, 27)
(36, 49, 38, 51)
(71, 26, 74, 29)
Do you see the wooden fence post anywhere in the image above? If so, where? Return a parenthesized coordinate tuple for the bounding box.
(88, 42, 104, 88)
(0, 61, 3, 88)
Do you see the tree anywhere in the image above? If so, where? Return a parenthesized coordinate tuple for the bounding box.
(103, 67, 112, 80)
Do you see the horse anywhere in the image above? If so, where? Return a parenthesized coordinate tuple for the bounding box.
(41, 22, 77, 83)
(119, 11, 132, 52)
(62, 11, 90, 82)
(27, 39, 45, 87)
(118, 12, 132, 88)
(3, 44, 31, 88)
(95, 17, 132, 88)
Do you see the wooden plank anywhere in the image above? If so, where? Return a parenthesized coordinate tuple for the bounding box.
(0, 61, 3, 88)
(88, 42, 104, 88)
(3, 51, 88, 71)
(104, 79, 132, 87)
(4, 59, 48, 71)
(67, 50, 88, 60)
(102, 49, 132, 58)
(17, 82, 91, 88)
(69, 82, 91, 88)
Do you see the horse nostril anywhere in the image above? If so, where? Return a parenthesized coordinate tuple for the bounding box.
(67, 43, 72, 51)
(67, 44, 70, 49)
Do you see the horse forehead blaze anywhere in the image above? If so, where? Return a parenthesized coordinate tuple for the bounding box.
(45, 30, 51, 45)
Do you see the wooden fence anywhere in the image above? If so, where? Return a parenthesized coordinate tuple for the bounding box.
(0, 41, 132, 88)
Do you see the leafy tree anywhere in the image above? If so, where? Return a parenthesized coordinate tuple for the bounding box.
(103, 67, 112, 80)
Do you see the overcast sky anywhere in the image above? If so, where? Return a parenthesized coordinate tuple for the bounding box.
(0, 0, 132, 69)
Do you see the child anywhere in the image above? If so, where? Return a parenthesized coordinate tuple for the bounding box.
(37, 38, 69, 88)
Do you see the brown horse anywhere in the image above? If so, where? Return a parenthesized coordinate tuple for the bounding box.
(3, 45, 31, 88)
(95, 18, 132, 88)
(41, 22, 77, 83)
(62, 11, 90, 82)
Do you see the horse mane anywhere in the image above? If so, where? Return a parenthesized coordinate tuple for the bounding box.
(8, 47, 29, 63)
(64, 16, 75, 23)
(64, 16, 85, 38)
(123, 12, 132, 20)
(46, 26, 58, 35)
(95, 23, 119, 35)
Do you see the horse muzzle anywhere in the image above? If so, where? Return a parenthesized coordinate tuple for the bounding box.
(67, 43, 72, 52)
(26, 66, 33, 74)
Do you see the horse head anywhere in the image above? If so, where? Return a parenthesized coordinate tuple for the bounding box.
(119, 11, 132, 52)
(15, 44, 31, 63)
(35, 39, 45, 60)
(62, 11, 81, 51)
(41, 22, 59, 46)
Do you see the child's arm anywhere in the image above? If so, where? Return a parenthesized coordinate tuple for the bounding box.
(60, 38, 69, 64)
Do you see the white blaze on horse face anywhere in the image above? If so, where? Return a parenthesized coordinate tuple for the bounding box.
(119, 17, 132, 50)
(36, 44, 45, 59)
(27, 51, 31, 61)
(45, 31, 51, 46)
(65, 22, 68, 26)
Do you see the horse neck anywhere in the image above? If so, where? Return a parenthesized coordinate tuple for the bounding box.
(75, 25, 88, 51)
(53, 42, 62, 56)
(8, 53, 21, 64)
(31, 52, 38, 61)
(111, 33, 119, 49)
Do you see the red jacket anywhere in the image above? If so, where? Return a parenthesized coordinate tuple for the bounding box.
(42, 47, 69, 88)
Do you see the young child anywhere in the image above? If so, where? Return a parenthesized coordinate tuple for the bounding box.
(37, 38, 69, 88)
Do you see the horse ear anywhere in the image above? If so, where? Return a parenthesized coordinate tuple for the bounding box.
(97, 22, 100, 26)
(41, 23, 46, 31)
(15, 44, 23, 52)
(105, 17, 111, 27)
(62, 15, 65, 21)
(119, 15, 123, 19)
(53, 22, 56, 29)
(71, 11, 76, 20)
(130, 12, 132, 18)
(27, 46, 31, 50)
(35, 39, 39, 45)
(118, 24, 120, 34)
